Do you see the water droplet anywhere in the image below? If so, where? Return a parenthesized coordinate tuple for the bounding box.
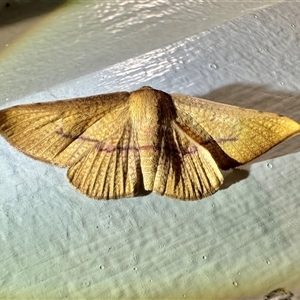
(280, 82, 284, 85)
(211, 204, 215, 207)
(265, 260, 271, 264)
(267, 163, 273, 169)
(233, 281, 238, 287)
(209, 63, 218, 69)
(99, 265, 105, 269)
(202, 255, 207, 260)
(291, 23, 296, 28)
(253, 14, 258, 18)
(84, 281, 90, 287)
(133, 267, 138, 271)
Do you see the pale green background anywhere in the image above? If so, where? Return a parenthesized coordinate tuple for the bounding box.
(0, 1, 300, 299)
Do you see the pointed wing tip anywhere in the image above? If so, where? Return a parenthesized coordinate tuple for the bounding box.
(287, 118, 300, 135)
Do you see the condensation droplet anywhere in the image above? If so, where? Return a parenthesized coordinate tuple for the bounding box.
(253, 14, 258, 18)
(202, 255, 207, 260)
(280, 82, 284, 85)
(209, 63, 218, 69)
(265, 260, 271, 264)
(267, 163, 273, 169)
(99, 265, 105, 269)
(85, 281, 90, 287)
(291, 23, 296, 28)
(233, 281, 238, 287)
(133, 267, 138, 271)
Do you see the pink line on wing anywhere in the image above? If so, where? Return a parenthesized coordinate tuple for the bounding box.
(56, 128, 199, 155)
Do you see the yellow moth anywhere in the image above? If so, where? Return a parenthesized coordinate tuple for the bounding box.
(0, 86, 299, 200)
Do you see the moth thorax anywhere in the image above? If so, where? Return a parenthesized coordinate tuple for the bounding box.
(129, 87, 166, 191)
(129, 88, 159, 125)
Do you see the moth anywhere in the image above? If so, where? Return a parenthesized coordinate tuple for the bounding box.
(264, 288, 294, 300)
(0, 86, 299, 200)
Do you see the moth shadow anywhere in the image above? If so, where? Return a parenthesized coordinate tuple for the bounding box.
(202, 83, 300, 120)
(136, 186, 152, 197)
(220, 168, 249, 191)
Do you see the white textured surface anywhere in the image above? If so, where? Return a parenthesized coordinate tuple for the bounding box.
(0, 0, 276, 102)
(0, 1, 300, 299)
